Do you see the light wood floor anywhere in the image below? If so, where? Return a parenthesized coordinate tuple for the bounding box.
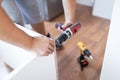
(45, 4, 110, 80)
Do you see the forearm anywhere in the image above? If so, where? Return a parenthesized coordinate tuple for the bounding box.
(0, 0, 2, 3)
(0, 5, 33, 50)
(62, 0, 76, 23)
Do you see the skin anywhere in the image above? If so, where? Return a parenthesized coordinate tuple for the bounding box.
(0, 0, 55, 56)
(62, 0, 76, 28)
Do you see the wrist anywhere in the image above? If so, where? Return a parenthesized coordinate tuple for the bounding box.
(65, 20, 74, 24)
(24, 36, 34, 51)
(28, 37, 34, 51)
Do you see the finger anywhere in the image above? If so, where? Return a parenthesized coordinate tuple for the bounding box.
(41, 52, 49, 56)
(37, 50, 49, 56)
(48, 44, 54, 52)
(43, 53, 49, 56)
(62, 23, 72, 28)
(56, 25, 64, 32)
(49, 39, 55, 48)
(58, 27, 61, 30)
(44, 37, 55, 47)
(62, 24, 68, 28)
(45, 49, 53, 55)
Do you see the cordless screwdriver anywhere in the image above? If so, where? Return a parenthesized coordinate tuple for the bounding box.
(55, 22, 81, 49)
(77, 42, 93, 71)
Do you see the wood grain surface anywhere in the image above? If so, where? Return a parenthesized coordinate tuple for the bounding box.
(45, 4, 110, 80)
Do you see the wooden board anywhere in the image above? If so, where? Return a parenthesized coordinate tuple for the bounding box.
(4, 54, 57, 80)
(0, 24, 58, 80)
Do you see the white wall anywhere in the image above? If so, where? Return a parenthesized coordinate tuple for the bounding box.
(77, 0, 95, 7)
(100, 0, 120, 80)
(92, 0, 114, 20)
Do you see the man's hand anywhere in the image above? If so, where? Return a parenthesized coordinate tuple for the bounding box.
(62, 22, 73, 29)
(31, 35, 55, 56)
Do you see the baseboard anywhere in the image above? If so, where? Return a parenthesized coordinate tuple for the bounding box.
(77, 0, 94, 7)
